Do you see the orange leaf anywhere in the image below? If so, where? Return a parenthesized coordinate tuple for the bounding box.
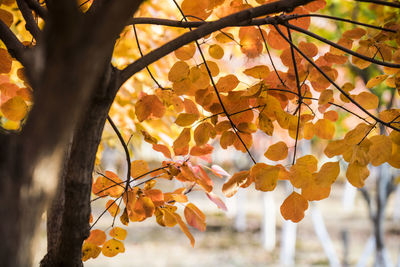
(190, 144, 214, 156)
(175, 43, 196, 61)
(131, 160, 149, 179)
(144, 189, 164, 207)
(109, 227, 127, 241)
(86, 229, 106, 246)
(152, 144, 172, 158)
(184, 203, 206, 232)
(354, 92, 379, 110)
(314, 119, 335, 139)
(216, 74, 239, 92)
(250, 163, 279, 192)
(135, 94, 165, 122)
(106, 200, 121, 217)
(264, 141, 288, 161)
(1, 96, 28, 121)
(346, 162, 369, 188)
(174, 213, 195, 247)
(209, 44, 224, 59)
(314, 161, 340, 187)
(280, 192, 308, 223)
(243, 65, 270, 79)
(222, 170, 250, 197)
(101, 239, 125, 257)
(82, 241, 101, 261)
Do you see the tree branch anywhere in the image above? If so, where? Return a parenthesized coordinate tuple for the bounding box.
(17, 0, 41, 40)
(25, 0, 48, 19)
(356, 0, 400, 8)
(0, 20, 27, 63)
(129, 14, 395, 33)
(119, 0, 315, 86)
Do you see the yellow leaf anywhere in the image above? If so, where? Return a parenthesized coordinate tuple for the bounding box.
(380, 109, 400, 123)
(344, 123, 372, 145)
(209, 44, 224, 59)
(324, 139, 347, 157)
(366, 74, 388, 88)
(243, 65, 270, 79)
(194, 122, 214, 145)
(302, 179, 331, 201)
(1, 96, 28, 121)
(346, 162, 369, 188)
(173, 128, 191, 150)
(82, 241, 101, 261)
(175, 43, 196, 61)
(289, 155, 318, 189)
(280, 192, 309, 223)
(216, 74, 239, 92)
(131, 160, 149, 179)
(354, 92, 379, 110)
(184, 203, 206, 232)
(220, 130, 235, 149)
(168, 61, 190, 82)
(175, 113, 199, 127)
(215, 32, 234, 43)
(109, 227, 127, 241)
(264, 141, 288, 161)
(258, 113, 274, 136)
(222, 170, 250, 197)
(314, 119, 335, 139)
(250, 163, 279, 191)
(314, 161, 340, 187)
(318, 89, 333, 106)
(368, 135, 392, 166)
(101, 239, 125, 257)
(106, 200, 121, 217)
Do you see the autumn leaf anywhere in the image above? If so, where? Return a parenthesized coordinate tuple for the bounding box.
(131, 160, 150, 179)
(280, 192, 309, 223)
(264, 141, 288, 161)
(368, 135, 392, 166)
(82, 241, 101, 261)
(184, 203, 206, 232)
(346, 162, 369, 188)
(109, 227, 127, 241)
(102, 239, 125, 257)
(86, 230, 106, 246)
(222, 170, 250, 197)
(1, 96, 28, 121)
(314, 161, 340, 187)
(250, 163, 279, 192)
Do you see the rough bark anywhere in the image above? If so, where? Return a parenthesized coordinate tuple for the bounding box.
(40, 68, 119, 267)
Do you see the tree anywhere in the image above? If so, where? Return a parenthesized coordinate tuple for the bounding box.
(0, 0, 398, 266)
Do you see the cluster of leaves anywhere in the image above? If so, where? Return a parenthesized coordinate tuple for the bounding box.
(0, 2, 33, 130)
(0, 0, 399, 262)
(89, 0, 400, 260)
(86, 158, 229, 260)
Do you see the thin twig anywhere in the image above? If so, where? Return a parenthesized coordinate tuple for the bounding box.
(132, 25, 165, 89)
(107, 116, 132, 189)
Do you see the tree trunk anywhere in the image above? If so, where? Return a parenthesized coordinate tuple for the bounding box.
(40, 68, 120, 266)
